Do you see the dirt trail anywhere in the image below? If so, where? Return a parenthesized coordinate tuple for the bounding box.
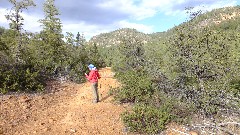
(0, 67, 129, 135)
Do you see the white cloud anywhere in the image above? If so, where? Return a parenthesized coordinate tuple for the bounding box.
(195, 0, 237, 12)
(117, 20, 154, 33)
(98, 0, 156, 20)
(98, 0, 182, 20)
(0, 8, 42, 32)
(99, 0, 238, 20)
(0, 8, 8, 27)
(21, 13, 43, 33)
(62, 21, 110, 41)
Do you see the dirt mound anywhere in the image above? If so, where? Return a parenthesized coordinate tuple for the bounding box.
(0, 67, 129, 135)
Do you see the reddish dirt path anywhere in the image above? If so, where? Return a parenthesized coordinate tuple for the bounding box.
(0, 67, 129, 135)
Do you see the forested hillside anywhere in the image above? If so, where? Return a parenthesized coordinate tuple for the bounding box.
(1, 0, 240, 134)
(89, 28, 152, 47)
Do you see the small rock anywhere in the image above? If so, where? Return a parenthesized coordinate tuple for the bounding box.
(22, 105, 30, 109)
(8, 95, 14, 99)
(48, 118, 54, 123)
(70, 128, 76, 133)
(43, 127, 50, 132)
(23, 115, 30, 119)
(22, 104, 31, 109)
(20, 96, 31, 103)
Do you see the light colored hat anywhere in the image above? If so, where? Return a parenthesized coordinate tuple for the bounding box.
(88, 64, 95, 70)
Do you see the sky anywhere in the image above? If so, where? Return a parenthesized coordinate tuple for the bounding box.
(0, 0, 239, 40)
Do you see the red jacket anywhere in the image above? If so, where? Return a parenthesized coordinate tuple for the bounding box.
(85, 69, 101, 83)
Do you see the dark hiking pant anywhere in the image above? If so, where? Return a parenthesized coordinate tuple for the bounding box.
(91, 82, 99, 103)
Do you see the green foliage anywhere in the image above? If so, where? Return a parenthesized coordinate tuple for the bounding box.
(165, 10, 240, 116)
(5, 0, 35, 62)
(122, 104, 172, 134)
(230, 78, 240, 97)
(89, 28, 151, 47)
(0, 27, 5, 35)
(0, 29, 17, 54)
(38, 0, 65, 70)
(95, 28, 150, 69)
(0, 36, 8, 54)
(109, 6, 240, 134)
(0, 64, 44, 94)
(114, 70, 154, 103)
(85, 43, 105, 68)
(76, 32, 86, 46)
(121, 93, 194, 134)
(111, 35, 146, 72)
(25, 31, 89, 83)
(98, 46, 117, 66)
(1, 3, 240, 134)
(0, 0, 93, 93)
(151, 90, 195, 122)
(5, 0, 35, 31)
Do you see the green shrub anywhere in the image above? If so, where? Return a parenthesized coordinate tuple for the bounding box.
(114, 70, 154, 103)
(0, 64, 45, 94)
(122, 104, 172, 134)
(230, 79, 240, 97)
(149, 91, 195, 124)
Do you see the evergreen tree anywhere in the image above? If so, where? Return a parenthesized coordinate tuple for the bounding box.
(65, 32, 75, 45)
(80, 33, 86, 46)
(76, 32, 80, 46)
(86, 43, 104, 67)
(113, 34, 145, 72)
(39, 0, 65, 73)
(5, 0, 35, 62)
(76, 32, 86, 46)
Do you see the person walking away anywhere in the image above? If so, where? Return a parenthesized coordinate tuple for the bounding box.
(85, 64, 101, 103)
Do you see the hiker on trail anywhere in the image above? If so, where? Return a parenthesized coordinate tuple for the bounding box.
(85, 64, 101, 103)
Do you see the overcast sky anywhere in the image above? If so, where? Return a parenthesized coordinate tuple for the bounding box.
(0, 0, 239, 40)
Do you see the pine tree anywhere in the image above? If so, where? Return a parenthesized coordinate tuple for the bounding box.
(76, 32, 80, 46)
(86, 43, 102, 67)
(39, 0, 65, 72)
(5, 0, 35, 62)
(76, 32, 86, 46)
(113, 34, 145, 72)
